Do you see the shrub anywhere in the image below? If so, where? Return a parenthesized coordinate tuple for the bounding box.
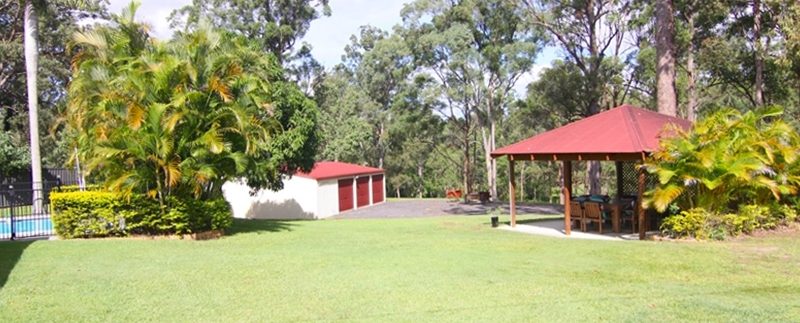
(56, 184, 102, 193)
(50, 191, 122, 238)
(660, 204, 793, 240)
(660, 208, 713, 239)
(773, 204, 798, 223)
(51, 190, 232, 239)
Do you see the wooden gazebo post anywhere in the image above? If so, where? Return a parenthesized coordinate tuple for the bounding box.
(508, 157, 516, 227)
(563, 161, 573, 235)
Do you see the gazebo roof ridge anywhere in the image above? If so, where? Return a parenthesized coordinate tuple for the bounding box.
(490, 104, 692, 160)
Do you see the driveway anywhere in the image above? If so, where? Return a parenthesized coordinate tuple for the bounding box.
(330, 199, 562, 219)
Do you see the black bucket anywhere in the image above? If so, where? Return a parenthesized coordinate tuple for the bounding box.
(490, 216, 499, 228)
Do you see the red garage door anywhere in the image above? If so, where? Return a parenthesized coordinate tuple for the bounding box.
(338, 179, 354, 212)
(372, 174, 384, 203)
(356, 177, 370, 207)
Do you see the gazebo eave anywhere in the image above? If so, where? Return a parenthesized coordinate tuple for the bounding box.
(492, 152, 648, 162)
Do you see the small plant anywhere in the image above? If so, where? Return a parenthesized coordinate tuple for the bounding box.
(660, 208, 711, 239)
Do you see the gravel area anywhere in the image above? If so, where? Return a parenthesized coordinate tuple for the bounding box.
(330, 199, 562, 219)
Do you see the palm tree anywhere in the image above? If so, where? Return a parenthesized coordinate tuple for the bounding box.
(644, 108, 800, 213)
(22, 0, 91, 211)
(66, 6, 316, 203)
(23, 0, 43, 211)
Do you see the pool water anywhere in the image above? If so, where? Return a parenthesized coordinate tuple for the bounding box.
(0, 216, 53, 238)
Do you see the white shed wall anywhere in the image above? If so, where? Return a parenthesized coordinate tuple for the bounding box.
(222, 176, 320, 220)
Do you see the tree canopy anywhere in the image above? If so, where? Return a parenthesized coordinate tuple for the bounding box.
(66, 3, 318, 202)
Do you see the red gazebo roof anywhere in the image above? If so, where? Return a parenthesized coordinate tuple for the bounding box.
(491, 105, 691, 160)
(295, 161, 383, 181)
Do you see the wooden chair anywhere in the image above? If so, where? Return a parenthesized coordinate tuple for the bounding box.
(619, 198, 637, 233)
(569, 201, 584, 231)
(583, 202, 604, 234)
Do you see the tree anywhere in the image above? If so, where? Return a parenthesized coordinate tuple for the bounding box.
(0, 131, 29, 178)
(645, 107, 800, 213)
(655, 0, 677, 116)
(1, 1, 103, 166)
(522, 0, 635, 194)
(23, 0, 42, 196)
(170, 0, 331, 78)
(17, 0, 100, 211)
(401, 4, 480, 199)
(401, 0, 540, 199)
(753, 0, 764, 106)
(66, 4, 319, 203)
(314, 69, 376, 163)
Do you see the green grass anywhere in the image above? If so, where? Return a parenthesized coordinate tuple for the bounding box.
(0, 205, 34, 218)
(1, 215, 799, 322)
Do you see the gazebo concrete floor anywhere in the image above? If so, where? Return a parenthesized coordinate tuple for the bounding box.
(499, 218, 658, 241)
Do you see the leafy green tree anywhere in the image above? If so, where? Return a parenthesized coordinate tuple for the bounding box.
(1, 1, 104, 169)
(170, 0, 330, 77)
(521, 0, 637, 195)
(0, 131, 29, 178)
(314, 69, 375, 164)
(66, 3, 318, 204)
(401, 0, 541, 199)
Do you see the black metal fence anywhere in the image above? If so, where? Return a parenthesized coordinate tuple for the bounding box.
(0, 181, 60, 240)
(0, 168, 81, 186)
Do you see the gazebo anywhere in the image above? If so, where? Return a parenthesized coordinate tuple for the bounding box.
(491, 105, 692, 240)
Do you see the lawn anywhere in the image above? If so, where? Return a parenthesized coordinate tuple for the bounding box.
(0, 215, 799, 322)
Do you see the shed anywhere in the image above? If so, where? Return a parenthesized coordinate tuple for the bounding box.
(222, 161, 385, 220)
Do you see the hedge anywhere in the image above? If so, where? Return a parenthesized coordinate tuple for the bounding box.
(660, 203, 799, 240)
(50, 190, 232, 239)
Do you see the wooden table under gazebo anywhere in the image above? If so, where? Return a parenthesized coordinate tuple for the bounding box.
(490, 105, 692, 240)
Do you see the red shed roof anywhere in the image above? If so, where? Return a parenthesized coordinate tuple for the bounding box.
(295, 161, 383, 181)
(491, 105, 692, 160)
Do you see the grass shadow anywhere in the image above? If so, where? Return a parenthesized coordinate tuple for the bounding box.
(0, 240, 34, 291)
(442, 202, 564, 217)
(225, 218, 298, 236)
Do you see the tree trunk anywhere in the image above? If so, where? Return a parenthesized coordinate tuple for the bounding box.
(463, 129, 470, 203)
(754, 0, 764, 106)
(490, 119, 497, 199)
(481, 127, 491, 196)
(378, 121, 385, 168)
(417, 163, 424, 198)
(519, 162, 525, 201)
(481, 93, 498, 201)
(588, 161, 601, 195)
(656, 0, 678, 117)
(557, 162, 564, 204)
(24, 0, 43, 213)
(687, 11, 697, 121)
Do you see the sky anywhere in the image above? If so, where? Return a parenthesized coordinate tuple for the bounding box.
(107, 0, 556, 94)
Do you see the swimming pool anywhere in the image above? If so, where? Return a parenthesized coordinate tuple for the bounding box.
(0, 216, 53, 239)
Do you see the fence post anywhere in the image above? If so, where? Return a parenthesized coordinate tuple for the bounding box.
(8, 184, 15, 240)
